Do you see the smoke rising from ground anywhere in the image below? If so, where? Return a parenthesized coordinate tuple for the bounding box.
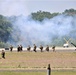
(10, 14, 76, 47)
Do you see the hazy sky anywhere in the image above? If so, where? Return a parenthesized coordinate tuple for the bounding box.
(0, 0, 76, 16)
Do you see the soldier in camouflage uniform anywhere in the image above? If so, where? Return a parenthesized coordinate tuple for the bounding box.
(33, 44, 37, 52)
(17, 45, 21, 52)
(27, 45, 31, 51)
(20, 45, 23, 52)
(39, 45, 43, 52)
(10, 45, 13, 52)
(52, 46, 55, 52)
(46, 45, 49, 52)
(1, 50, 5, 59)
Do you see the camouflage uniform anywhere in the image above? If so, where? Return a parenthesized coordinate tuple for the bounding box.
(20, 45, 23, 51)
(1, 50, 5, 59)
(40, 45, 43, 52)
(17, 45, 21, 52)
(33, 44, 37, 52)
(10, 45, 13, 52)
(46, 45, 49, 51)
(27, 45, 31, 51)
(52, 46, 55, 52)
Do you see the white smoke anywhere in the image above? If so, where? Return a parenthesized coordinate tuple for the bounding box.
(9, 14, 76, 47)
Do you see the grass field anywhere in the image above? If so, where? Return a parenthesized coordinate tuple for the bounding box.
(0, 50, 76, 75)
(0, 51, 76, 69)
(0, 71, 76, 75)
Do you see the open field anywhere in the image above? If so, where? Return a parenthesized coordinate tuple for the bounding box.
(0, 71, 76, 75)
(0, 47, 76, 75)
(0, 47, 76, 71)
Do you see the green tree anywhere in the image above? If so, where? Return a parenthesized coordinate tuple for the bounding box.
(31, 10, 59, 21)
(63, 8, 76, 15)
(0, 15, 13, 43)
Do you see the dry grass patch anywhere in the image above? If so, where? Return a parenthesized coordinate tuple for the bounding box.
(0, 51, 76, 69)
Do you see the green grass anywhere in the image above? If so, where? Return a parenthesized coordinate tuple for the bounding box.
(0, 71, 76, 75)
(52, 70, 76, 75)
(0, 72, 46, 75)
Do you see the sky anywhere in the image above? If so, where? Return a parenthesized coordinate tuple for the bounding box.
(0, 0, 76, 16)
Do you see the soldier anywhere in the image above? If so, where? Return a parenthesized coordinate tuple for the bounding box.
(20, 45, 23, 51)
(10, 45, 13, 52)
(33, 44, 37, 52)
(46, 45, 49, 52)
(39, 45, 43, 52)
(52, 46, 55, 52)
(27, 45, 31, 51)
(17, 45, 20, 52)
(1, 50, 5, 59)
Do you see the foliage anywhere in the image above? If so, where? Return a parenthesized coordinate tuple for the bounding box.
(0, 42, 6, 48)
(63, 8, 76, 16)
(0, 15, 13, 44)
(31, 10, 59, 21)
(31, 9, 76, 21)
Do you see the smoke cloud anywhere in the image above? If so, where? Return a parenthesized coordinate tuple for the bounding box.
(9, 14, 76, 47)
(0, 0, 76, 47)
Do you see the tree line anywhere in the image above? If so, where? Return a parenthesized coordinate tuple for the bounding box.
(31, 8, 76, 21)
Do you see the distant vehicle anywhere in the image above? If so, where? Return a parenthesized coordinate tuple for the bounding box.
(63, 43, 69, 48)
(63, 38, 71, 48)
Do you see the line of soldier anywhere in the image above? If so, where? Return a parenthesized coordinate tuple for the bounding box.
(28, 44, 55, 52)
(10, 44, 56, 52)
(10, 45, 23, 52)
(0, 44, 55, 59)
